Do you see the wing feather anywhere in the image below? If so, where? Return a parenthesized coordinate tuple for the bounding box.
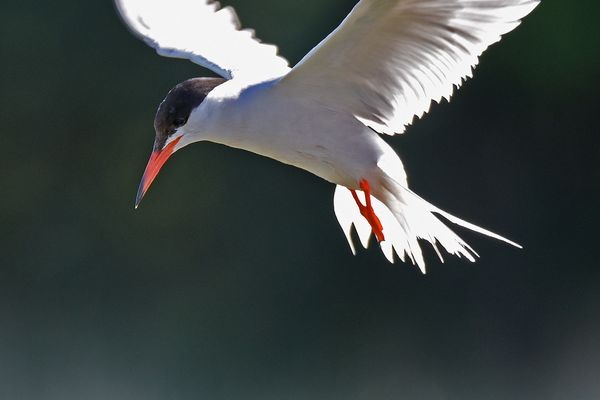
(279, 0, 540, 135)
(114, 0, 290, 81)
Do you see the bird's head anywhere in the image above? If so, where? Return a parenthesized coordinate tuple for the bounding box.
(135, 77, 225, 208)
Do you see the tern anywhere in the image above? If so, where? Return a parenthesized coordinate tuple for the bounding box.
(115, 0, 539, 271)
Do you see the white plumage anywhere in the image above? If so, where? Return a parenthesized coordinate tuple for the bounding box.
(114, 0, 290, 81)
(115, 0, 539, 271)
(283, 0, 540, 135)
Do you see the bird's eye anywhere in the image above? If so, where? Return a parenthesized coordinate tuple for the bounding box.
(173, 117, 187, 127)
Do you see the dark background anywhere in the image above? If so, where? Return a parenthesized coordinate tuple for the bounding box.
(1, 0, 599, 399)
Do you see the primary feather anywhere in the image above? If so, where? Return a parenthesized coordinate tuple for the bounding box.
(114, 0, 290, 81)
(281, 0, 540, 135)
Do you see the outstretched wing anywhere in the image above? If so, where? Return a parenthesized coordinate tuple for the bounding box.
(279, 0, 539, 135)
(114, 0, 290, 81)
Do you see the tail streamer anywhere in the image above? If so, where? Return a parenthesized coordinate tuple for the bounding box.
(333, 180, 520, 273)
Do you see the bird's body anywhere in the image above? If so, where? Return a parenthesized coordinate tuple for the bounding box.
(190, 77, 391, 189)
(115, 0, 540, 271)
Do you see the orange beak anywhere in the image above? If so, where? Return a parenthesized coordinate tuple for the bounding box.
(135, 136, 182, 208)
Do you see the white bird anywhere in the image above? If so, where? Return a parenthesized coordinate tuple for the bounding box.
(115, 0, 540, 272)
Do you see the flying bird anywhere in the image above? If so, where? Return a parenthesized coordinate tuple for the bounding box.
(115, 0, 539, 272)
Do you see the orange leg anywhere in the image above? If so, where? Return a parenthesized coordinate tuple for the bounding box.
(350, 179, 385, 242)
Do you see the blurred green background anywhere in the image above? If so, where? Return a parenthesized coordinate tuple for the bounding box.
(1, 0, 599, 399)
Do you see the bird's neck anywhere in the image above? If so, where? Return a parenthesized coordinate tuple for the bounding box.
(187, 78, 280, 148)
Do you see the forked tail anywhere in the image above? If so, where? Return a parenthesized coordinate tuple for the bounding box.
(333, 177, 521, 273)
